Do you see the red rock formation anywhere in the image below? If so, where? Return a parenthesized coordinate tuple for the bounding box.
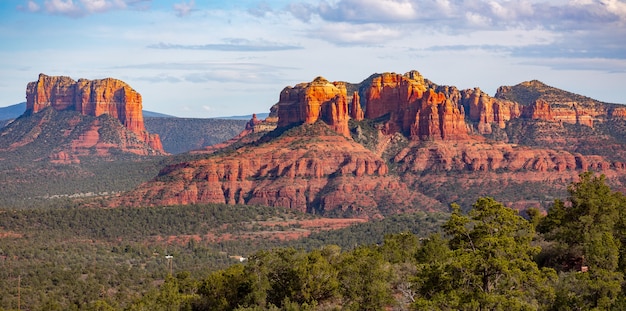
(394, 140, 624, 174)
(276, 77, 350, 137)
(495, 80, 609, 127)
(461, 88, 520, 134)
(610, 107, 626, 118)
(116, 123, 439, 216)
(363, 72, 469, 140)
(350, 92, 364, 121)
(363, 72, 424, 134)
(25, 73, 164, 153)
(112, 70, 626, 217)
(521, 99, 554, 121)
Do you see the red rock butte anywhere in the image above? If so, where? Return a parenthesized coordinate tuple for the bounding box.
(273, 70, 624, 138)
(274, 72, 469, 140)
(26, 73, 164, 152)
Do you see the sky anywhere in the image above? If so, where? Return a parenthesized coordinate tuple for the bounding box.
(0, 0, 625, 118)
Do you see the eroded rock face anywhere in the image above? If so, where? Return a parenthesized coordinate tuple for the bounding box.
(362, 72, 469, 140)
(25, 73, 164, 153)
(276, 77, 350, 137)
(394, 140, 623, 174)
(460, 88, 521, 134)
(114, 70, 626, 216)
(117, 123, 439, 217)
(350, 92, 364, 121)
(495, 80, 611, 128)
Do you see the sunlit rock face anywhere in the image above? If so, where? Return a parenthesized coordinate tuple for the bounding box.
(25, 73, 164, 152)
(276, 77, 351, 137)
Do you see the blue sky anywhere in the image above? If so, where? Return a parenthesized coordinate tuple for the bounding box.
(1, 0, 625, 118)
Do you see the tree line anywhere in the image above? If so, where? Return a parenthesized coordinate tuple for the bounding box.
(2, 172, 625, 310)
(125, 172, 626, 310)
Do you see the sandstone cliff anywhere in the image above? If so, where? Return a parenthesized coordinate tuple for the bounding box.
(116, 70, 626, 215)
(276, 77, 351, 137)
(118, 123, 442, 217)
(275, 72, 469, 140)
(458, 88, 520, 134)
(362, 72, 469, 140)
(24, 73, 165, 155)
(0, 74, 167, 162)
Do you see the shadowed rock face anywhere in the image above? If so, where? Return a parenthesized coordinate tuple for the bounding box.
(25, 73, 164, 153)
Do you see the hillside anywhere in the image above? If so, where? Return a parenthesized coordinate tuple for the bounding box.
(1, 103, 259, 154)
(117, 70, 626, 215)
(144, 117, 247, 154)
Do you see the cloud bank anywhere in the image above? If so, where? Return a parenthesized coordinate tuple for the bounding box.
(22, 0, 147, 17)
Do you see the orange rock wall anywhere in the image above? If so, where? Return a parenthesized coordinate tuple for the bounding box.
(276, 77, 350, 137)
(350, 92, 364, 121)
(460, 88, 521, 134)
(25, 73, 164, 152)
(363, 73, 468, 140)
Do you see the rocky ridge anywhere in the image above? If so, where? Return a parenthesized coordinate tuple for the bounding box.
(118, 123, 442, 217)
(114, 70, 626, 215)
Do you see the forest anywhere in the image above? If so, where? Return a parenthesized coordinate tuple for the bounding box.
(2, 172, 626, 310)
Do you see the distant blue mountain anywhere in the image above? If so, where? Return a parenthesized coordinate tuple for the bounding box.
(0, 102, 26, 120)
(1, 102, 267, 125)
(216, 113, 269, 120)
(143, 110, 176, 118)
(0, 102, 175, 121)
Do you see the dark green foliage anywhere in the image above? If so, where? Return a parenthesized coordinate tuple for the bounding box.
(413, 199, 556, 310)
(0, 108, 169, 208)
(0, 204, 444, 310)
(417, 177, 566, 212)
(0, 157, 165, 208)
(5, 173, 626, 310)
(287, 212, 447, 251)
(538, 172, 626, 309)
(337, 246, 393, 310)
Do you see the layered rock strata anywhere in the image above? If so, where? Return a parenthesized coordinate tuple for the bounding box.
(26, 73, 164, 152)
(119, 123, 440, 216)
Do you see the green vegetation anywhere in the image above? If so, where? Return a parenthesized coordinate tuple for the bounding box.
(0, 203, 444, 310)
(0, 108, 170, 208)
(2, 172, 626, 310)
(0, 158, 165, 208)
(495, 80, 600, 108)
(184, 173, 626, 310)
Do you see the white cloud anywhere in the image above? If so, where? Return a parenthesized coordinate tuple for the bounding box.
(318, 0, 418, 22)
(25, 0, 138, 16)
(286, 2, 314, 21)
(601, 0, 626, 21)
(173, 0, 195, 17)
(44, 0, 81, 15)
(27, 0, 41, 12)
(82, 0, 109, 12)
(248, 1, 272, 17)
(465, 11, 491, 27)
(310, 22, 403, 45)
(147, 38, 303, 51)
